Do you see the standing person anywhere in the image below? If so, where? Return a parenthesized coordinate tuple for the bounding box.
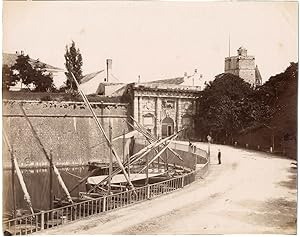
(218, 149, 222, 164)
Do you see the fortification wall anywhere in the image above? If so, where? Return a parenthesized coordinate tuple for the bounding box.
(3, 100, 130, 168)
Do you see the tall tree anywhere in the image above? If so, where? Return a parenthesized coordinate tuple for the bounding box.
(64, 41, 83, 91)
(11, 53, 35, 88)
(195, 73, 254, 142)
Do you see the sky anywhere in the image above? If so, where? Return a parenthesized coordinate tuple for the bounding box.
(2, 1, 298, 85)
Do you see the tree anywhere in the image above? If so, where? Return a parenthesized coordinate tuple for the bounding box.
(195, 73, 254, 142)
(2, 64, 16, 91)
(9, 53, 55, 92)
(196, 63, 298, 146)
(31, 61, 56, 92)
(11, 54, 35, 88)
(64, 41, 83, 91)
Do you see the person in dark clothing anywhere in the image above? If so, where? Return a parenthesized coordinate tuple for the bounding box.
(218, 149, 222, 164)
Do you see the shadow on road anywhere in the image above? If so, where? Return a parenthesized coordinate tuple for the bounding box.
(232, 197, 297, 234)
(277, 166, 297, 190)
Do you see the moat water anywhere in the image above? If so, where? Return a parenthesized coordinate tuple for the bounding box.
(3, 166, 89, 214)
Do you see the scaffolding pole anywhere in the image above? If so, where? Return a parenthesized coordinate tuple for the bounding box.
(68, 71, 135, 191)
(19, 104, 73, 204)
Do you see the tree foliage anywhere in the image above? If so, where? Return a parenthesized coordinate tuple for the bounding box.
(195, 63, 298, 143)
(64, 41, 83, 91)
(31, 61, 56, 92)
(2, 64, 16, 91)
(11, 54, 35, 86)
(5, 53, 55, 92)
(196, 73, 255, 142)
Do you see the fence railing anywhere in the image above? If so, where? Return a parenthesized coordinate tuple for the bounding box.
(3, 143, 208, 235)
(3, 171, 199, 235)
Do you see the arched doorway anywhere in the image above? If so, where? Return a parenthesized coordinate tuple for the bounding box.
(162, 117, 174, 138)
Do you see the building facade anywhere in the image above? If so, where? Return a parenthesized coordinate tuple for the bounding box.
(130, 83, 201, 139)
(225, 47, 262, 86)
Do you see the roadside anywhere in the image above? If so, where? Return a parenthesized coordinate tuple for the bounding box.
(40, 142, 297, 235)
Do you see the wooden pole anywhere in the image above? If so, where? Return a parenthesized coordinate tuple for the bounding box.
(14, 156, 34, 215)
(165, 148, 169, 173)
(87, 128, 182, 195)
(61, 168, 99, 199)
(3, 132, 34, 215)
(108, 119, 112, 194)
(87, 132, 178, 194)
(68, 71, 135, 191)
(128, 143, 130, 181)
(129, 116, 183, 161)
(19, 104, 73, 204)
(49, 151, 54, 210)
(124, 121, 168, 164)
(122, 130, 126, 163)
(157, 147, 160, 172)
(146, 151, 149, 186)
(139, 134, 179, 173)
(11, 145, 16, 218)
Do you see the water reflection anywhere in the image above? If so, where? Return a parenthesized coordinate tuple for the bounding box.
(3, 166, 89, 214)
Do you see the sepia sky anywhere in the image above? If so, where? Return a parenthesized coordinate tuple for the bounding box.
(2, 1, 298, 84)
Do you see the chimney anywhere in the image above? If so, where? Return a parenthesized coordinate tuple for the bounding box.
(106, 59, 112, 82)
(184, 72, 188, 79)
(138, 75, 141, 83)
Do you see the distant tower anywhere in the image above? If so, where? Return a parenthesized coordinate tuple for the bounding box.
(225, 46, 259, 86)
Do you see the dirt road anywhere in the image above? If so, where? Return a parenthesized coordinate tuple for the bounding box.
(41, 142, 297, 234)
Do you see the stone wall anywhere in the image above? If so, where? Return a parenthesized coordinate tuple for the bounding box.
(225, 55, 256, 86)
(3, 100, 130, 168)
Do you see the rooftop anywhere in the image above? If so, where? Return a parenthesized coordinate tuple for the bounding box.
(3, 53, 63, 71)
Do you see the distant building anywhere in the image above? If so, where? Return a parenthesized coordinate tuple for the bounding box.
(79, 59, 125, 96)
(115, 74, 202, 140)
(2, 52, 66, 90)
(224, 47, 262, 86)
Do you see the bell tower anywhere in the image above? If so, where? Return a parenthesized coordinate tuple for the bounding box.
(225, 46, 257, 86)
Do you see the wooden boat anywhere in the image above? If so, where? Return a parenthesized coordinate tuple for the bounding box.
(87, 172, 165, 186)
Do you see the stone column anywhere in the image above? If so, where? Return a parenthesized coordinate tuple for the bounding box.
(192, 100, 196, 137)
(177, 98, 182, 132)
(155, 97, 162, 139)
(133, 96, 139, 121)
(176, 98, 179, 132)
(138, 96, 142, 124)
(154, 97, 158, 137)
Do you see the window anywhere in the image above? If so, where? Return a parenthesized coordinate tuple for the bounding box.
(143, 113, 154, 126)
